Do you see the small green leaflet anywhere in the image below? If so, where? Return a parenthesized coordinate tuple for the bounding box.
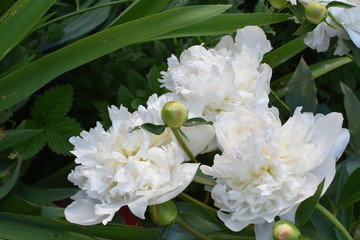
(326, 1, 355, 8)
(183, 117, 213, 127)
(130, 123, 166, 135)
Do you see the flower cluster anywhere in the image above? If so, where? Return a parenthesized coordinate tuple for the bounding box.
(288, 0, 360, 55)
(65, 26, 349, 239)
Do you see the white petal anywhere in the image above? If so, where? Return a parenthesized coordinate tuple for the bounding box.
(330, 128, 350, 160)
(254, 222, 274, 240)
(235, 26, 272, 58)
(149, 163, 199, 205)
(128, 198, 149, 219)
(64, 197, 107, 225)
(346, 27, 360, 48)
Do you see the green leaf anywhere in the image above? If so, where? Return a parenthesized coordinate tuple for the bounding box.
(337, 167, 360, 209)
(0, 0, 56, 61)
(183, 118, 213, 127)
(107, 0, 170, 27)
(0, 159, 22, 200)
(285, 58, 318, 114)
(344, 40, 360, 67)
(296, 180, 324, 226)
(146, 65, 161, 92)
(327, 1, 355, 8)
(0, 212, 160, 240)
(151, 13, 291, 40)
(0, 5, 230, 112)
(272, 57, 352, 88)
(293, 20, 317, 36)
(341, 82, 360, 153)
(263, 36, 307, 68)
(0, 129, 43, 152)
(44, 117, 82, 155)
(16, 120, 46, 160)
(131, 123, 166, 135)
(31, 85, 74, 123)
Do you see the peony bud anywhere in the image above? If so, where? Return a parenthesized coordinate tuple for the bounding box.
(268, 0, 289, 9)
(305, 2, 328, 24)
(161, 100, 188, 128)
(149, 201, 178, 226)
(272, 220, 301, 240)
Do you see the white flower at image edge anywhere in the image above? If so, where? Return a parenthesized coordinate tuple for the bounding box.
(64, 105, 199, 225)
(159, 26, 272, 120)
(291, 0, 360, 55)
(201, 106, 349, 240)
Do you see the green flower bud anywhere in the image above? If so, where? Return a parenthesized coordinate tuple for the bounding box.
(149, 201, 178, 226)
(305, 2, 328, 24)
(268, 0, 289, 9)
(161, 100, 188, 128)
(272, 220, 301, 240)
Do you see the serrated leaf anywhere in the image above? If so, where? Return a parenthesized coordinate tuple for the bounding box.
(337, 167, 360, 209)
(16, 120, 46, 160)
(296, 180, 324, 226)
(44, 117, 82, 155)
(0, 129, 43, 152)
(327, 1, 355, 8)
(285, 58, 318, 114)
(31, 85, 74, 123)
(341, 82, 360, 153)
(130, 123, 166, 135)
(183, 117, 213, 127)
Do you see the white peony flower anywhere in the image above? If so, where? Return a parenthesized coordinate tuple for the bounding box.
(159, 26, 272, 120)
(65, 105, 199, 225)
(290, 0, 360, 55)
(201, 106, 349, 240)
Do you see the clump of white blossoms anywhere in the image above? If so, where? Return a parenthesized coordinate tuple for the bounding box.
(201, 106, 349, 240)
(159, 26, 273, 120)
(289, 0, 360, 55)
(64, 103, 202, 225)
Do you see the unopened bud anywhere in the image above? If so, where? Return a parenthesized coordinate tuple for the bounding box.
(305, 2, 328, 24)
(149, 201, 178, 226)
(161, 101, 188, 128)
(268, 0, 289, 9)
(273, 220, 301, 240)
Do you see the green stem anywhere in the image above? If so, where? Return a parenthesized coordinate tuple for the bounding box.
(270, 89, 290, 112)
(316, 203, 353, 240)
(36, 0, 129, 30)
(179, 193, 217, 215)
(192, 175, 216, 187)
(327, 11, 344, 30)
(171, 128, 198, 163)
(175, 217, 213, 240)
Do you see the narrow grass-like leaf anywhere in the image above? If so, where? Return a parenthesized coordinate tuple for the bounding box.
(341, 83, 360, 153)
(37, 0, 129, 30)
(337, 167, 360, 209)
(0, 129, 43, 152)
(296, 180, 324, 226)
(0, 159, 22, 200)
(293, 20, 316, 36)
(31, 85, 73, 123)
(0, 0, 56, 61)
(285, 58, 318, 114)
(0, 212, 160, 240)
(183, 117, 213, 127)
(107, 0, 170, 27)
(327, 1, 355, 8)
(44, 117, 82, 155)
(151, 13, 291, 39)
(263, 36, 306, 69)
(0, 5, 230, 111)
(271, 57, 352, 87)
